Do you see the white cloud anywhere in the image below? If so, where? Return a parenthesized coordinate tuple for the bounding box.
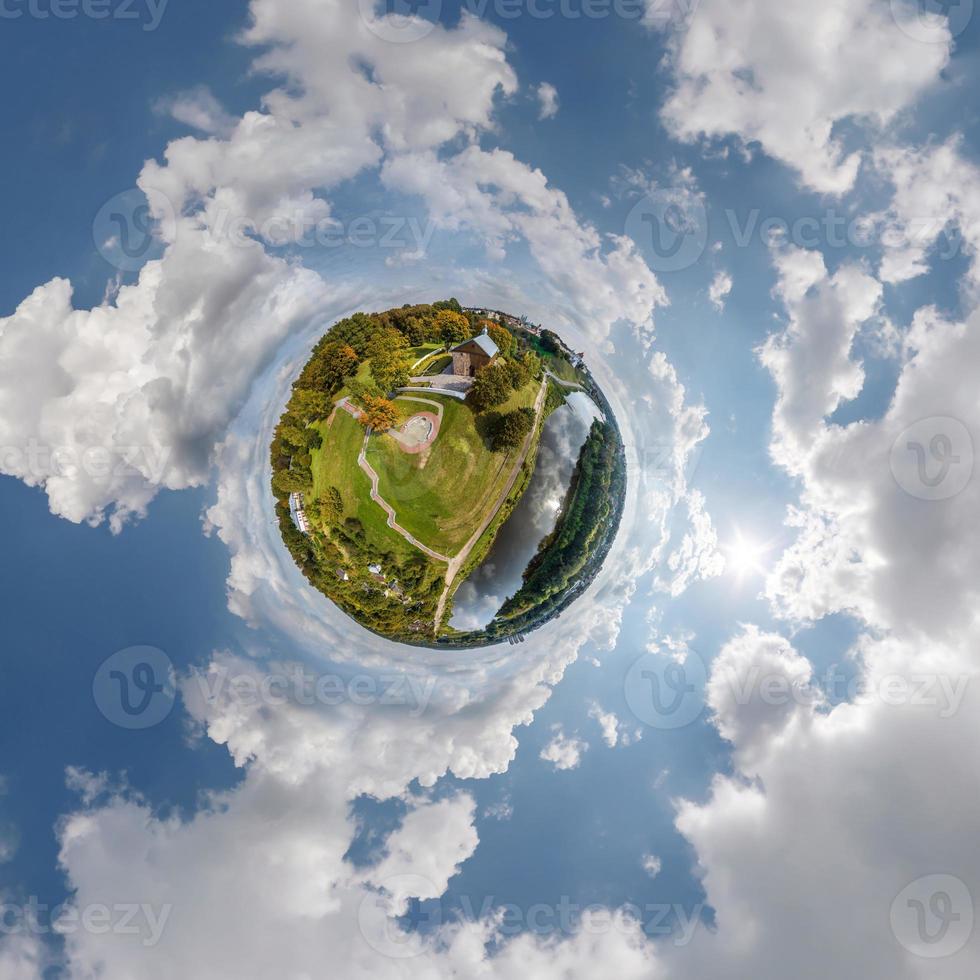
(382, 145, 667, 345)
(708, 270, 732, 312)
(654, 490, 725, 597)
(155, 86, 236, 137)
(657, 0, 951, 192)
(0, 0, 517, 531)
(876, 138, 980, 288)
(588, 702, 621, 748)
(540, 727, 588, 771)
(536, 82, 560, 120)
(641, 853, 662, 880)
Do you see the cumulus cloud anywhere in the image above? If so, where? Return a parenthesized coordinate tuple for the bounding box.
(876, 138, 980, 288)
(0, 0, 517, 531)
(540, 726, 588, 770)
(536, 82, 560, 119)
(657, 0, 951, 192)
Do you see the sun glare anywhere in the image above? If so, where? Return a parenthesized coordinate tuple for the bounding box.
(725, 531, 769, 580)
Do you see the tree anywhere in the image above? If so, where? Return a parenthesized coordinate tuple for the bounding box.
(435, 309, 469, 346)
(359, 395, 399, 431)
(486, 322, 515, 358)
(321, 486, 343, 525)
(502, 358, 529, 390)
(522, 350, 542, 380)
(297, 342, 359, 392)
(272, 466, 312, 495)
(433, 297, 462, 313)
(289, 388, 332, 421)
(492, 407, 536, 451)
(366, 328, 411, 392)
(466, 361, 514, 413)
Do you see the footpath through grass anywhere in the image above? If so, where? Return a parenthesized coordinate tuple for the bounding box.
(364, 386, 538, 556)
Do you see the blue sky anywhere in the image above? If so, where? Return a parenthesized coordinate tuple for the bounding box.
(2, 0, 980, 977)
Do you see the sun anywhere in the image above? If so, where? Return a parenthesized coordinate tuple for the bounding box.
(724, 530, 769, 581)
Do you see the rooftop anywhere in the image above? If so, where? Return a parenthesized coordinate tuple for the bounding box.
(452, 328, 499, 359)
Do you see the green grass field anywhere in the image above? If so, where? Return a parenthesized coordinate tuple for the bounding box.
(310, 409, 417, 564)
(363, 384, 539, 555)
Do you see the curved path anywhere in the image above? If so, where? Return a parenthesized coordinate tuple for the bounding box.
(432, 375, 549, 632)
(357, 431, 451, 564)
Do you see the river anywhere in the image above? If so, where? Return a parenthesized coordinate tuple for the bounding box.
(449, 391, 602, 631)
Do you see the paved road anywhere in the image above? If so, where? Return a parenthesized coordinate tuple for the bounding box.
(432, 374, 549, 633)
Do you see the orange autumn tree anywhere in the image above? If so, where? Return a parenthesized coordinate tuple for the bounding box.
(358, 395, 399, 431)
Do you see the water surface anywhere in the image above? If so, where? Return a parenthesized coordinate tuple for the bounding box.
(450, 391, 601, 631)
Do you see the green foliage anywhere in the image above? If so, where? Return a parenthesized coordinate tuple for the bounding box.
(497, 419, 622, 620)
(297, 342, 359, 393)
(502, 358, 530, 390)
(522, 350, 542, 380)
(272, 466, 312, 494)
(491, 407, 535, 451)
(365, 328, 411, 392)
(466, 361, 515, 412)
(435, 309, 469, 346)
(321, 486, 343, 525)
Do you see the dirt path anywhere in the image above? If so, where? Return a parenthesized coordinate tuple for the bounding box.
(432, 375, 549, 633)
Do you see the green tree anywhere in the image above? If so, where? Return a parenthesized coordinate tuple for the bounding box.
(272, 466, 313, 495)
(289, 388, 333, 421)
(466, 361, 514, 413)
(297, 343, 359, 393)
(522, 350, 542, 379)
(491, 407, 536, 451)
(366, 328, 411, 392)
(435, 309, 469, 346)
(503, 358, 529, 390)
(322, 486, 343, 525)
